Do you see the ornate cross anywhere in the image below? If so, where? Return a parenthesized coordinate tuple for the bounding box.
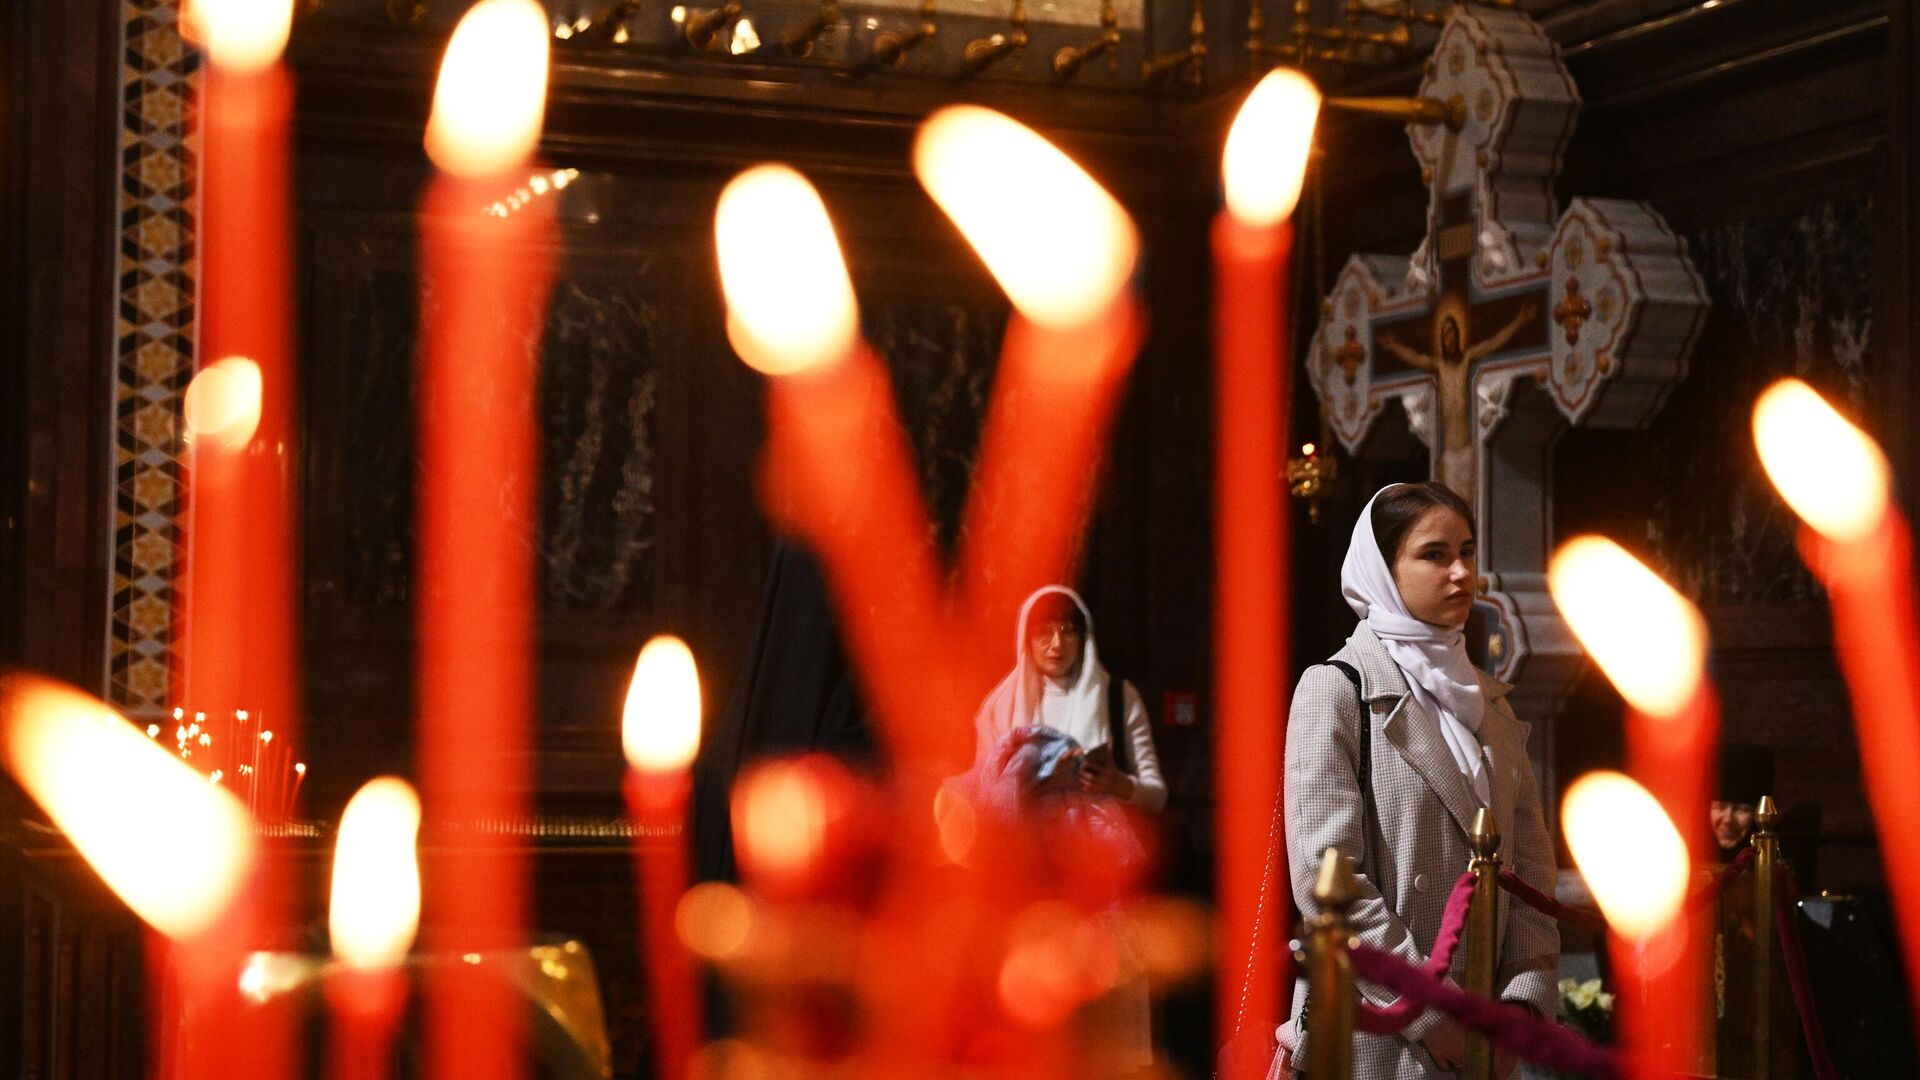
(1307, 8, 1710, 724)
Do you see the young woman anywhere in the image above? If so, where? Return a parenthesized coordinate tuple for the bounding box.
(1278, 483, 1558, 1078)
(970, 585, 1166, 814)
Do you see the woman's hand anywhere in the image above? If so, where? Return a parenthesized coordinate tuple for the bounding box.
(1078, 760, 1134, 800)
(1422, 1019, 1467, 1071)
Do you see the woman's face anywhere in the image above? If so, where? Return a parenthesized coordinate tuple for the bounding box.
(1710, 801, 1756, 852)
(1028, 619, 1085, 680)
(1391, 506, 1477, 628)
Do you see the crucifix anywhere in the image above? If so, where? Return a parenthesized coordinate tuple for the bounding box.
(1307, 7, 1710, 726)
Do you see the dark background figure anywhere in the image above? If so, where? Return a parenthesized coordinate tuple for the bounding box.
(689, 541, 874, 887)
(1713, 743, 1775, 861)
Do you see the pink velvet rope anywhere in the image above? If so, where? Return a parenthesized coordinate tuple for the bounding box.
(1349, 942, 1622, 1079)
(1495, 869, 1608, 935)
(1353, 869, 1478, 1033)
(1773, 876, 1840, 1080)
(1495, 846, 1757, 935)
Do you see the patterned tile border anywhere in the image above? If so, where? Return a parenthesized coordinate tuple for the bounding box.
(105, 0, 197, 717)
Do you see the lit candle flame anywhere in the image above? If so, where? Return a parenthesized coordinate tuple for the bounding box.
(914, 106, 1138, 329)
(183, 356, 264, 451)
(182, 0, 294, 74)
(713, 165, 859, 376)
(1548, 535, 1706, 717)
(424, 0, 552, 178)
(1752, 378, 1891, 543)
(329, 777, 423, 970)
(1561, 770, 1689, 939)
(622, 635, 703, 772)
(0, 676, 254, 940)
(1222, 67, 1321, 228)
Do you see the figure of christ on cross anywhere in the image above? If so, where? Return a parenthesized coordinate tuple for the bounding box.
(1376, 300, 1538, 505)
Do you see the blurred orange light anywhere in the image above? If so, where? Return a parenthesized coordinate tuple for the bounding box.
(733, 760, 831, 882)
(622, 636, 703, 772)
(1562, 771, 1689, 940)
(182, 0, 294, 73)
(675, 881, 755, 960)
(183, 356, 264, 451)
(713, 165, 859, 376)
(0, 676, 254, 940)
(424, 0, 551, 177)
(914, 106, 1137, 329)
(1222, 67, 1321, 228)
(1549, 535, 1706, 717)
(329, 776, 423, 970)
(1753, 378, 1891, 543)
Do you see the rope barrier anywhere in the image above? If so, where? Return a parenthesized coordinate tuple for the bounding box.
(1494, 869, 1607, 935)
(1354, 869, 1477, 1033)
(1348, 942, 1622, 1079)
(1773, 876, 1840, 1080)
(1494, 847, 1757, 934)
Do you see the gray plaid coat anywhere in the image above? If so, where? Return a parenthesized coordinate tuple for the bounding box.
(1278, 623, 1559, 1077)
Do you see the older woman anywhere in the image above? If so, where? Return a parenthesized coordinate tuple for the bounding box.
(1278, 483, 1558, 1078)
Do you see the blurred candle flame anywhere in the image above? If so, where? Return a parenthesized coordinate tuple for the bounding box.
(1752, 378, 1891, 543)
(1561, 771, 1689, 940)
(183, 356, 264, 451)
(623, 636, 703, 772)
(914, 106, 1138, 329)
(1549, 535, 1706, 717)
(0, 676, 254, 940)
(732, 759, 830, 881)
(1222, 67, 1321, 228)
(183, 0, 294, 73)
(714, 165, 859, 376)
(425, 0, 552, 177)
(329, 776, 423, 970)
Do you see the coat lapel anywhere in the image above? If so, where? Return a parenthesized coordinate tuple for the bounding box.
(1347, 625, 1486, 839)
(1475, 669, 1522, 851)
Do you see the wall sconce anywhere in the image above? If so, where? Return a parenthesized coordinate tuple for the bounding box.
(568, 0, 643, 43)
(685, 2, 746, 49)
(1285, 441, 1340, 525)
(1053, 0, 1118, 78)
(784, 0, 839, 55)
(1141, 0, 1204, 85)
(866, 0, 937, 68)
(962, 0, 1026, 73)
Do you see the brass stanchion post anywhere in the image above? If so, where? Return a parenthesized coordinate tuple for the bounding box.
(1305, 847, 1358, 1080)
(1464, 808, 1501, 1080)
(1752, 795, 1779, 1080)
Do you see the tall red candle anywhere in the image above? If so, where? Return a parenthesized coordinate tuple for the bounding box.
(1755, 378, 1920, 1037)
(327, 777, 423, 1080)
(416, 6, 555, 1080)
(1550, 536, 1718, 1075)
(622, 637, 706, 1080)
(1210, 70, 1320, 1075)
(1562, 770, 1692, 1080)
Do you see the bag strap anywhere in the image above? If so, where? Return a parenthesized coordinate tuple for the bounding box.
(1224, 659, 1369, 1069)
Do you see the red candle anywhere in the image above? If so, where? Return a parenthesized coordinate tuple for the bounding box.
(622, 637, 706, 1080)
(327, 777, 423, 1080)
(1210, 69, 1320, 1074)
(1754, 378, 1920, 1036)
(416, 5, 554, 1080)
(910, 107, 1144, 657)
(714, 165, 960, 771)
(1562, 771, 1692, 1079)
(0, 676, 258, 1080)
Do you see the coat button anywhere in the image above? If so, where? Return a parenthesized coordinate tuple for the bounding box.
(1413, 873, 1430, 893)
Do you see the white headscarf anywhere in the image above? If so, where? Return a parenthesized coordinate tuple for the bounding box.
(1341, 484, 1490, 804)
(976, 585, 1113, 752)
